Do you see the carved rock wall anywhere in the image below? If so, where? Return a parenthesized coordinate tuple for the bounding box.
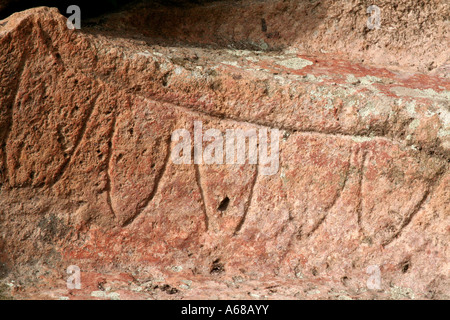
(0, 2, 448, 299)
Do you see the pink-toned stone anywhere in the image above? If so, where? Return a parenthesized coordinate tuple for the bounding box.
(0, 3, 448, 300)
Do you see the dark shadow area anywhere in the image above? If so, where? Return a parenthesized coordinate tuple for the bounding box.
(0, 0, 223, 19)
(1, 0, 327, 53)
(0, 0, 132, 19)
(70, 0, 327, 53)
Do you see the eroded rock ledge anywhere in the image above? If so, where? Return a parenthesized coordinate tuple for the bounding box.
(0, 3, 449, 299)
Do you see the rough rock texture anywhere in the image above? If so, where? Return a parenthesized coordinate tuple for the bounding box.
(117, 0, 450, 76)
(0, 2, 449, 299)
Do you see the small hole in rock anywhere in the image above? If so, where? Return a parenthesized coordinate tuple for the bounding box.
(400, 260, 411, 273)
(210, 259, 225, 275)
(261, 18, 267, 32)
(217, 196, 230, 212)
(160, 284, 178, 295)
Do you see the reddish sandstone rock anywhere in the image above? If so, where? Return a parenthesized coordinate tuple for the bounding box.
(0, 3, 448, 299)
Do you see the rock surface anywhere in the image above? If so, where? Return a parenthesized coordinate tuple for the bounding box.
(0, 2, 449, 299)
